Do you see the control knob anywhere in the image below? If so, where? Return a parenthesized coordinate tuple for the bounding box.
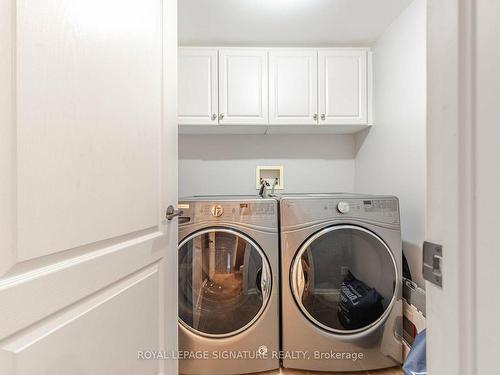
(211, 205, 224, 217)
(337, 201, 350, 214)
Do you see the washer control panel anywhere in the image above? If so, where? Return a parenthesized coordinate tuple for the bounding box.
(179, 198, 278, 228)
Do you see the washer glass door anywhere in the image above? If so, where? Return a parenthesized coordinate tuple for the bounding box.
(291, 225, 398, 334)
(179, 228, 271, 337)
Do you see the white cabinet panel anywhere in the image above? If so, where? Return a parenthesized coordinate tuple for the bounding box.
(269, 50, 318, 125)
(219, 49, 268, 125)
(178, 47, 372, 133)
(178, 48, 218, 125)
(318, 49, 368, 125)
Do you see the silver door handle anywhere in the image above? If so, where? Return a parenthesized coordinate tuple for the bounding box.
(313, 114, 318, 121)
(211, 113, 217, 121)
(165, 205, 184, 220)
(320, 114, 326, 120)
(218, 113, 225, 120)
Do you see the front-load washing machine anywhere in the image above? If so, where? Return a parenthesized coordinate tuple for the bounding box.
(178, 196, 280, 375)
(280, 194, 403, 372)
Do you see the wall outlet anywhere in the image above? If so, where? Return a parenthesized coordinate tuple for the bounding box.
(256, 166, 284, 190)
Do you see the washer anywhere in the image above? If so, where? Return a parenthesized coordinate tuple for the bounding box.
(279, 193, 403, 372)
(178, 196, 280, 375)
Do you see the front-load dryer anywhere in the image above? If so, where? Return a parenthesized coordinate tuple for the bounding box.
(279, 193, 403, 372)
(178, 196, 280, 375)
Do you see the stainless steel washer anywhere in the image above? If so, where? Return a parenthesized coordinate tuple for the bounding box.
(178, 196, 280, 375)
(279, 193, 403, 372)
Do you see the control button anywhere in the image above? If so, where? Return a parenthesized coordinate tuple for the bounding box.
(211, 205, 224, 217)
(337, 201, 350, 214)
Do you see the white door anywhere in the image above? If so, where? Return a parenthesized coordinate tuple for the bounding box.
(0, 1, 178, 375)
(268, 50, 318, 125)
(218, 49, 268, 125)
(178, 48, 218, 125)
(318, 49, 368, 125)
(427, 0, 500, 374)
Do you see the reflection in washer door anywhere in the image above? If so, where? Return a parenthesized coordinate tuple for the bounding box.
(291, 225, 397, 334)
(179, 229, 271, 337)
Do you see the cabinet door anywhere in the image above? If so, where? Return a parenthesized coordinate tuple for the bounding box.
(269, 50, 318, 125)
(318, 49, 368, 125)
(219, 49, 268, 125)
(178, 48, 218, 125)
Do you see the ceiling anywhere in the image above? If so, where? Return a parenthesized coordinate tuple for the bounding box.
(178, 0, 414, 46)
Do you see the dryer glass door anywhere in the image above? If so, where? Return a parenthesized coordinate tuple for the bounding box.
(178, 228, 272, 337)
(291, 225, 398, 335)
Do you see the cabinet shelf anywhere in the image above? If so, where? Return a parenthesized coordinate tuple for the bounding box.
(178, 124, 371, 135)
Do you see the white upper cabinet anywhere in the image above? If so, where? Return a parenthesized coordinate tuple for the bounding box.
(269, 50, 318, 125)
(178, 47, 372, 133)
(318, 49, 368, 125)
(178, 48, 218, 125)
(218, 49, 268, 125)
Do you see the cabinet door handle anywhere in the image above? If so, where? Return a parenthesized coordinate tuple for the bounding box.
(219, 113, 225, 120)
(211, 113, 217, 121)
(320, 114, 326, 121)
(313, 114, 318, 121)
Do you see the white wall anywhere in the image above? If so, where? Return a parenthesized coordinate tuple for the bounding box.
(179, 135, 355, 197)
(178, 0, 412, 45)
(354, 0, 426, 287)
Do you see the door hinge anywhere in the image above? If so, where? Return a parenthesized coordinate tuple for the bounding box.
(423, 241, 443, 287)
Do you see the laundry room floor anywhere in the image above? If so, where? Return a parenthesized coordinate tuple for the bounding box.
(249, 366, 403, 375)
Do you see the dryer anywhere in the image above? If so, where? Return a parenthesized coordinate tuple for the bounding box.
(279, 193, 403, 372)
(178, 196, 280, 375)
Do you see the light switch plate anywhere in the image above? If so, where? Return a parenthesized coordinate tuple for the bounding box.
(256, 166, 284, 190)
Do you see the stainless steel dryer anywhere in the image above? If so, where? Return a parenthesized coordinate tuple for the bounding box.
(280, 194, 403, 372)
(178, 196, 280, 375)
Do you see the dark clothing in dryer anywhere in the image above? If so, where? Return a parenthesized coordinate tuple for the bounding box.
(337, 271, 384, 330)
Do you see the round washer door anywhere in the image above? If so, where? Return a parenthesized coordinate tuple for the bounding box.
(290, 225, 398, 335)
(178, 228, 272, 338)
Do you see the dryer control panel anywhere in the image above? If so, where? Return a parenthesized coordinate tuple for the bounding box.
(280, 195, 400, 227)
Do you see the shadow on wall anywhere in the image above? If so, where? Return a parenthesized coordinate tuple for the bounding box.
(403, 241, 424, 287)
(354, 127, 372, 155)
(179, 134, 356, 160)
